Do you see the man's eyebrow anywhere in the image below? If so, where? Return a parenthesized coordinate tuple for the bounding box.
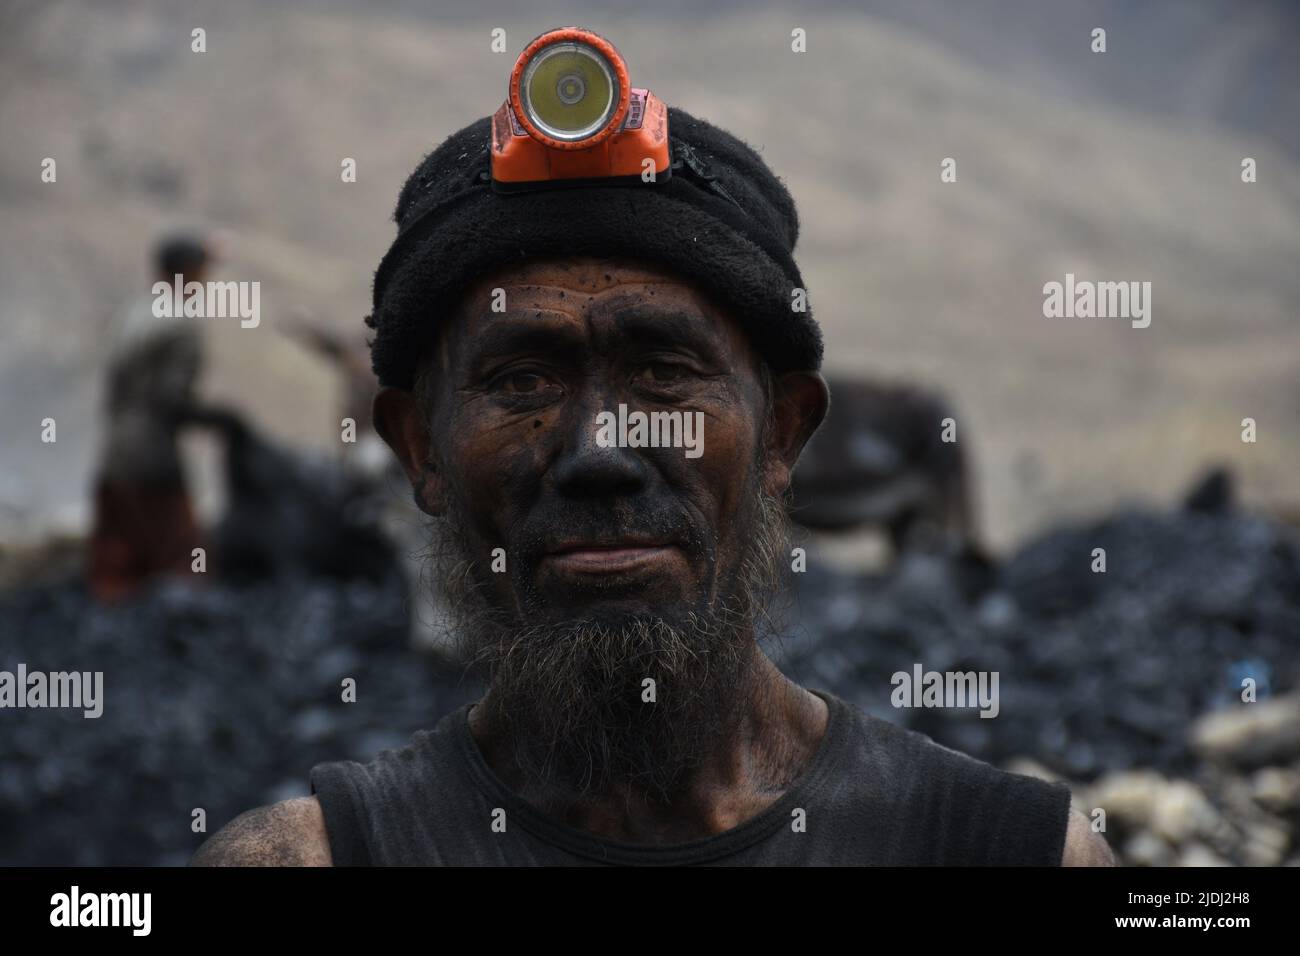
(608, 307, 722, 351)
(465, 315, 586, 360)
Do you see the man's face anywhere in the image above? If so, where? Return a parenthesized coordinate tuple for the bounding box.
(429, 257, 773, 629)
(376, 255, 825, 797)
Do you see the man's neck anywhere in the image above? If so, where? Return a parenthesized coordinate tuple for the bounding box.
(467, 655, 829, 844)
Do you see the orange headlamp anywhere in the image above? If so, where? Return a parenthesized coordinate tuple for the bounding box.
(490, 27, 672, 192)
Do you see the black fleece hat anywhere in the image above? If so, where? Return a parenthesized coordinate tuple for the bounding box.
(366, 106, 822, 389)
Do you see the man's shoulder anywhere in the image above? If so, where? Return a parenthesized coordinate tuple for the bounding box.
(828, 694, 1111, 864)
(831, 696, 1017, 784)
(310, 709, 472, 795)
(190, 796, 332, 867)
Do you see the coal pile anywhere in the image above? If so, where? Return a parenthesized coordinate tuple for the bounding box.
(773, 507, 1300, 780)
(0, 572, 477, 866)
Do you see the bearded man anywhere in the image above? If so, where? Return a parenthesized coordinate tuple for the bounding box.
(193, 40, 1112, 865)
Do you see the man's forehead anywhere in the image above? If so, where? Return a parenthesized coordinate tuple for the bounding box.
(442, 257, 747, 353)
(471, 256, 698, 292)
(460, 259, 713, 315)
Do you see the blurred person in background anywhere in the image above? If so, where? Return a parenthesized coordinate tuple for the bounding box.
(87, 232, 210, 602)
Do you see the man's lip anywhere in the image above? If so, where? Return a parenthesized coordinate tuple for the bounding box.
(546, 539, 673, 555)
(541, 544, 678, 574)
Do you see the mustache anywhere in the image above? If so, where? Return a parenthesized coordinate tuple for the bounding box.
(509, 498, 710, 561)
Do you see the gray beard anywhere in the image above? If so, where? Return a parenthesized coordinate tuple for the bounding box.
(423, 486, 791, 803)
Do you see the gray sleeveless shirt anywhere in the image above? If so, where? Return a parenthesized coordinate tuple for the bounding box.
(310, 690, 1070, 865)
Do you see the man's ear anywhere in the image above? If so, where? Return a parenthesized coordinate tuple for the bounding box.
(372, 387, 445, 516)
(762, 370, 829, 497)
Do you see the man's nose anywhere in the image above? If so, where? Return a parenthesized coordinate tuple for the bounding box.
(551, 387, 648, 498)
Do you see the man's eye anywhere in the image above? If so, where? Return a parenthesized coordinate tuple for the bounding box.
(636, 362, 687, 384)
(496, 371, 549, 393)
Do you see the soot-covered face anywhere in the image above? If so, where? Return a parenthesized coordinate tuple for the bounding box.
(375, 256, 825, 797)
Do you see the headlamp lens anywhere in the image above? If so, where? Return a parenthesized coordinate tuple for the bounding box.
(519, 41, 618, 143)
